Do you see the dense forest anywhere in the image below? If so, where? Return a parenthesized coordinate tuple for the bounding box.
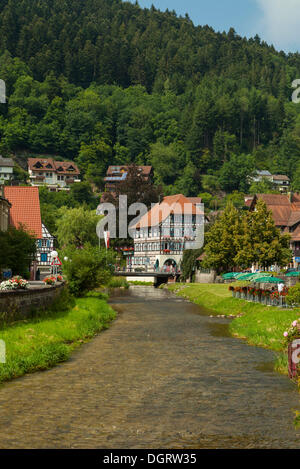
(1, 0, 300, 198)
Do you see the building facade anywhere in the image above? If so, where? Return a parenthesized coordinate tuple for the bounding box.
(251, 170, 290, 193)
(0, 186, 11, 231)
(131, 194, 204, 272)
(0, 156, 14, 183)
(3, 186, 55, 276)
(28, 158, 80, 191)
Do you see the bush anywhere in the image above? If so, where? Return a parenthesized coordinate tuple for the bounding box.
(107, 277, 129, 289)
(62, 245, 115, 296)
(286, 283, 300, 307)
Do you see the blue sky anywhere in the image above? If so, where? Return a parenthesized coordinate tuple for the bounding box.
(128, 0, 300, 53)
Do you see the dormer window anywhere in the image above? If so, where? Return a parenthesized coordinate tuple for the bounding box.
(33, 162, 43, 168)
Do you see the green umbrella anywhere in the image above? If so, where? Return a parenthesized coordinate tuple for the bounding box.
(222, 272, 238, 279)
(235, 272, 253, 280)
(247, 272, 272, 281)
(285, 271, 300, 277)
(253, 276, 284, 284)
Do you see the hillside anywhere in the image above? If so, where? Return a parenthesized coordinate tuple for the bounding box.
(0, 0, 300, 197)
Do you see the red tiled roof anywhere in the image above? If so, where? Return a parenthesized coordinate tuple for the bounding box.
(28, 157, 55, 171)
(3, 186, 42, 238)
(53, 160, 80, 175)
(272, 174, 290, 181)
(256, 194, 290, 205)
(245, 197, 254, 207)
(291, 225, 300, 242)
(188, 197, 202, 205)
(252, 193, 300, 229)
(134, 194, 204, 229)
(28, 157, 80, 175)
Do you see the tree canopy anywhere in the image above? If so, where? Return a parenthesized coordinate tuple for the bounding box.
(0, 0, 300, 196)
(203, 201, 292, 273)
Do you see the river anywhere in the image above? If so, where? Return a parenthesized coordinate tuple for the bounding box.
(0, 286, 299, 448)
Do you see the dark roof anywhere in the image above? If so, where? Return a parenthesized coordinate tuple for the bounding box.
(0, 156, 14, 167)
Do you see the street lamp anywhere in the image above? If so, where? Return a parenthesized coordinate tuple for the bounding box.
(50, 250, 58, 279)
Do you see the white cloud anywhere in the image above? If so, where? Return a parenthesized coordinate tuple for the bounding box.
(256, 0, 300, 51)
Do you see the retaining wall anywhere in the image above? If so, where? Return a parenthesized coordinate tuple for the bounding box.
(0, 283, 65, 324)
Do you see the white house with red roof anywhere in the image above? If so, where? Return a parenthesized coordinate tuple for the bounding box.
(131, 194, 204, 272)
(28, 157, 81, 191)
(3, 186, 54, 276)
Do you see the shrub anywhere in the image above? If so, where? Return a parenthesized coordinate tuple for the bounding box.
(62, 245, 115, 296)
(107, 277, 129, 289)
(286, 284, 300, 307)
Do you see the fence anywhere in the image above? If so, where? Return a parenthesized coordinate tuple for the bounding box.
(231, 287, 288, 307)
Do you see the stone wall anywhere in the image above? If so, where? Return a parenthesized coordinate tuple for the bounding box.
(195, 270, 216, 284)
(0, 283, 65, 324)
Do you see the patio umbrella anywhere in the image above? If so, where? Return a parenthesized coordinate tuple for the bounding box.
(247, 272, 272, 281)
(235, 272, 253, 280)
(253, 276, 284, 284)
(222, 272, 239, 279)
(285, 271, 300, 277)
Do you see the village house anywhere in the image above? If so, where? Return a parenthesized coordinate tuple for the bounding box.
(0, 155, 14, 184)
(4, 186, 55, 277)
(250, 193, 300, 266)
(130, 194, 204, 272)
(28, 158, 81, 191)
(0, 185, 11, 232)
(251, 170, 290, 193)
(104, 165, 153, 193)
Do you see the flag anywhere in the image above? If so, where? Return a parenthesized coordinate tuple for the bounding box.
(104, 230, 110, 249)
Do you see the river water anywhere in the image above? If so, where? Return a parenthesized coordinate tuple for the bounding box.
(0, 286, 299, 448)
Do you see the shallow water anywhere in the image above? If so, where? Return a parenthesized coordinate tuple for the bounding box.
(0, 286, 299, 448)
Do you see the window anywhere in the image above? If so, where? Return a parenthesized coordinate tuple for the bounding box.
(41, 253, 48, 262)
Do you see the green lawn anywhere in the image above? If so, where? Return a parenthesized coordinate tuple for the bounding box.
(0, 291, 116, 384)
(167, 283, 300, 373)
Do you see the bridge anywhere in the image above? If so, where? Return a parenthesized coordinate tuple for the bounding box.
(114, 271, 181, 287)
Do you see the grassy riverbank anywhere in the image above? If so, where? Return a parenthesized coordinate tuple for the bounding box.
(0, 290, 116, 384)
(167, 283, 299, 374)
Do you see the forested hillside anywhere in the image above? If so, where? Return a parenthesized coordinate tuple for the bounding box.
(1, 0, 300, 197)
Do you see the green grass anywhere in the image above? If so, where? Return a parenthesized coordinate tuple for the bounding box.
(0, 290, 116, 384)
(167, 283, 299, 374)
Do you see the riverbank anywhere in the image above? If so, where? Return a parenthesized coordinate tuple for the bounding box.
(0, 290, 116, 384)
(167, 283, 299, 374)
